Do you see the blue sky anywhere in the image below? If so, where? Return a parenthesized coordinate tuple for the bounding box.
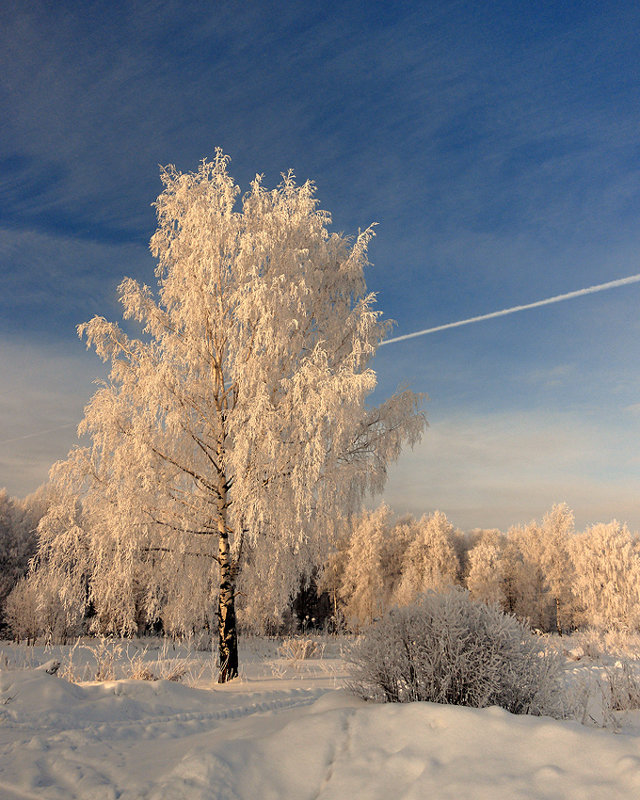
(1, 0, 639, 531)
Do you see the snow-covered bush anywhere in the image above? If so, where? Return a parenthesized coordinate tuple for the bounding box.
(347, 588, 564, 716)
(604, 661, 640, 711)
(278, 637, 323, 660)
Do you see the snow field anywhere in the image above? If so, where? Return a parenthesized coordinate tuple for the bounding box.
(0, 636, 640, 799)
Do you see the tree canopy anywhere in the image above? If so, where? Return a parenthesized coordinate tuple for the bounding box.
(33, 151, 426, 678)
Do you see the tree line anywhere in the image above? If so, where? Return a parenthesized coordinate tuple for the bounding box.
(322, 503, 640, 634)
(2, 492, 639, 641)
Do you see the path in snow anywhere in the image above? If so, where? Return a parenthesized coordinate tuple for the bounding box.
(2, 644, 640, 798)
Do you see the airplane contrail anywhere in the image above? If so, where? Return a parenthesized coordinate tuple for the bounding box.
(0, 422, 76, 446)
(380, 273, 640, 346)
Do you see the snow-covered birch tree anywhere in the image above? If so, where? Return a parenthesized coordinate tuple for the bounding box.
(466, 530, 509, 607)
(339, 504, 394, 630)
(513, 504, 575, 632)
(394, 511, 459, 606)
(34, 151, 425, 679)
(570, 521, 640, 631)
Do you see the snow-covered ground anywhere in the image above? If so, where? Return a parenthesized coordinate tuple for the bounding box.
(1, 636, 640, 799)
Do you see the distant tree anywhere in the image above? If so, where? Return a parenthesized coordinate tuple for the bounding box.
(570, 521, 640, 631)
(339, 505, 394, 630)
(0, 489, 17, 622)
(394, 511, 459, 606)
(4, 579, 40, 644)
(381, 514, 419, 603)
(513, 504, 575, 632)
(325, 508, 425, 631)
(317, 524, 352, 631)
(0, 486, 49, 631)
(465, 508, 576, 632)
(450, 527, 473, 582)
(24, 488, 89, 638)
(33, 152, 425, 678)
(5, 571, 83, 644)
(12, 484, 51, 550)
(466, 530, 508, 607)
(539, 504, 576, 633)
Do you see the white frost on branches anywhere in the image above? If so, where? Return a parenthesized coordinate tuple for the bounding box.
(31, 151, 426, 638)
(570, 521, 640, 631)
(394, 510, 459, 606)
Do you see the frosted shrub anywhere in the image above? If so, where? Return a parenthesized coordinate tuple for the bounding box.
(604, 661, 640, 711)
(347, 589, 564, 716)
(92, 638, 124, 681)
(278, 637, 322, 661)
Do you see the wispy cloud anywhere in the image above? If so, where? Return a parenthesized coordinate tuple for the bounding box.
(0, 340, 103, 497)
(0, 226, 152, 338)
(2, 1, 639, 528)
(0, 422, 77, 446)
(380, 409, 640, 533)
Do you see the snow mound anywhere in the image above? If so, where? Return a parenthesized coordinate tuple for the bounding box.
(1, 663, 640, 798)
(150, 696, 640, 800)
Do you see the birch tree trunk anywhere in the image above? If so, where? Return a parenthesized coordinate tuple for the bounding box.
(216, 546, 238, 681)
(216, 480, 238, 681)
